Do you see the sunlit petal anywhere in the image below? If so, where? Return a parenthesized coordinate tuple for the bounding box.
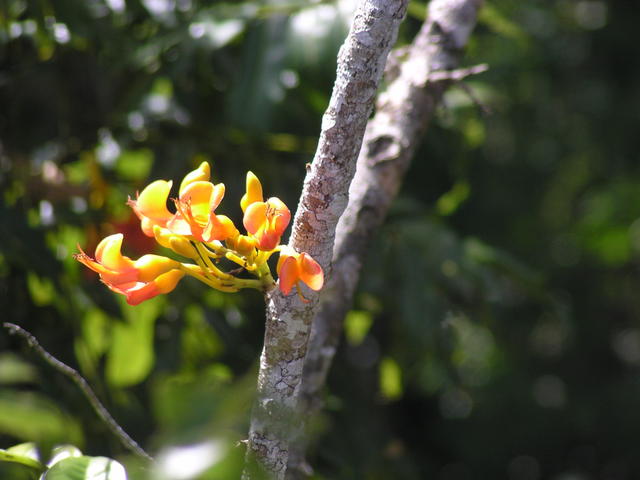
(135, 255, 181, 282)
(299, 253, 324, 290)
(240, 171, 263, 212)
(243, 202, 268, 235)
(203, 214, 238, 242)
(277, 255, 299, 295)
(95, 234, 136, 271)
(179, 161, 211, 195)
(135, 180, 174, 222)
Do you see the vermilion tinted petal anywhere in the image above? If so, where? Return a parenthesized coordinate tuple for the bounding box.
(299, 253, 324, 291)
(203, 214, 238, 242)
(278, 256, 299, 295)
(256, 230, 280, 251)
(122, 282, 160, 306)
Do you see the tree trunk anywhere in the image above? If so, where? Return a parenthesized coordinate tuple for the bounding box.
(243, 1, 408, 478)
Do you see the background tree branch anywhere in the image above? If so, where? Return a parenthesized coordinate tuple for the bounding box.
(243, 1, 408, 478)
(288, 0, 484, 475)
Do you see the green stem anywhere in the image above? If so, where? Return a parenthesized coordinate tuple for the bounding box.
(180, 264, 263, 291)
(194, 242, 235, 280)
(205, 241, 257, 271)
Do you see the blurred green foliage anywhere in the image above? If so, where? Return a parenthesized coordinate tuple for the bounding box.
(2, 0, 640, 478)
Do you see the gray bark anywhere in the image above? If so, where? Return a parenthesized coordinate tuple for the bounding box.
(243, 1, 408, 478)
(288, 0, 484, 476)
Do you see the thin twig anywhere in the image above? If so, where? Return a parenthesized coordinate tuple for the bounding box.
(3, 322, 154, 462)
(427, 62, 488, 82)
(429, 64, 491, 115)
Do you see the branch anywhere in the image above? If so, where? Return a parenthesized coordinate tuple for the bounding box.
(289, 0, 484, 475)
(243, 0, 408, 478)
(2, 322, 153, 462)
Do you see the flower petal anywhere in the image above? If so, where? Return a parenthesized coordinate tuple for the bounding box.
(203, 214, 239, 242)
(299, 253, 324, 291)
(95, 234, 136, 272)
(135, 180, 174, 223)
(240, 171, 263, 212)
(134, 255, 181, 282)
(243, 202, 267, 235)
(179, 181, 215, 222)
(179, 161, 211, 195)
(266, 197, 291, 237)
(154, 269, 185, 294)
(277, 255, 299, 295)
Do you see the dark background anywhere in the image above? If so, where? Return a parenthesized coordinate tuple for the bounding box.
(2, 0, 639, 478)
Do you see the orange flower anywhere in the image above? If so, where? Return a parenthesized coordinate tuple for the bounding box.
(105, 268, 184, 306)
(243, 198, 291, 251)
(168, 180, 238, 242)
(276, 247, 324, 296)
(127, 180, 174, 237)
(75, 234, 184, 305)
(128, 161, 239, 243)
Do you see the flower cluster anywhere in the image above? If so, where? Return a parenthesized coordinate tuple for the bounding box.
(75, 162, 323, 305)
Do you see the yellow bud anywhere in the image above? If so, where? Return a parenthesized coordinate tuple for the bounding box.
(153, 225, 173, 249)
(240, 171, 263, 213)
(226, 234, 257, 257)
(169, 236, 197, 258)
(153, 225, 197, 258)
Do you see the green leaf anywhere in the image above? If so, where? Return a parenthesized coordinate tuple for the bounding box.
(344, 310, 373, 346)
(26, 273, 56, 306)
(478, 3, 528, 44)
(75, 308, 112, 378)
(0, 353, 38, 385)
(0, 443, 44, 472)
(181, 305, 223, 368)
(106, 297, 162, 387)
(42, 456, 127, 480)
(0, 391, 83, 446)
(115, 149, 153, 181)
(436, 180, 471, 216)
(379, 357, 403, 401)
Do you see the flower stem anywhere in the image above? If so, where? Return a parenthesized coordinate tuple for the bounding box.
(180, 264, 262, 291)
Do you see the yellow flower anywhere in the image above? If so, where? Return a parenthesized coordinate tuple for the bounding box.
(168, 180, 238, 242)
(127, 180, 174, 237)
